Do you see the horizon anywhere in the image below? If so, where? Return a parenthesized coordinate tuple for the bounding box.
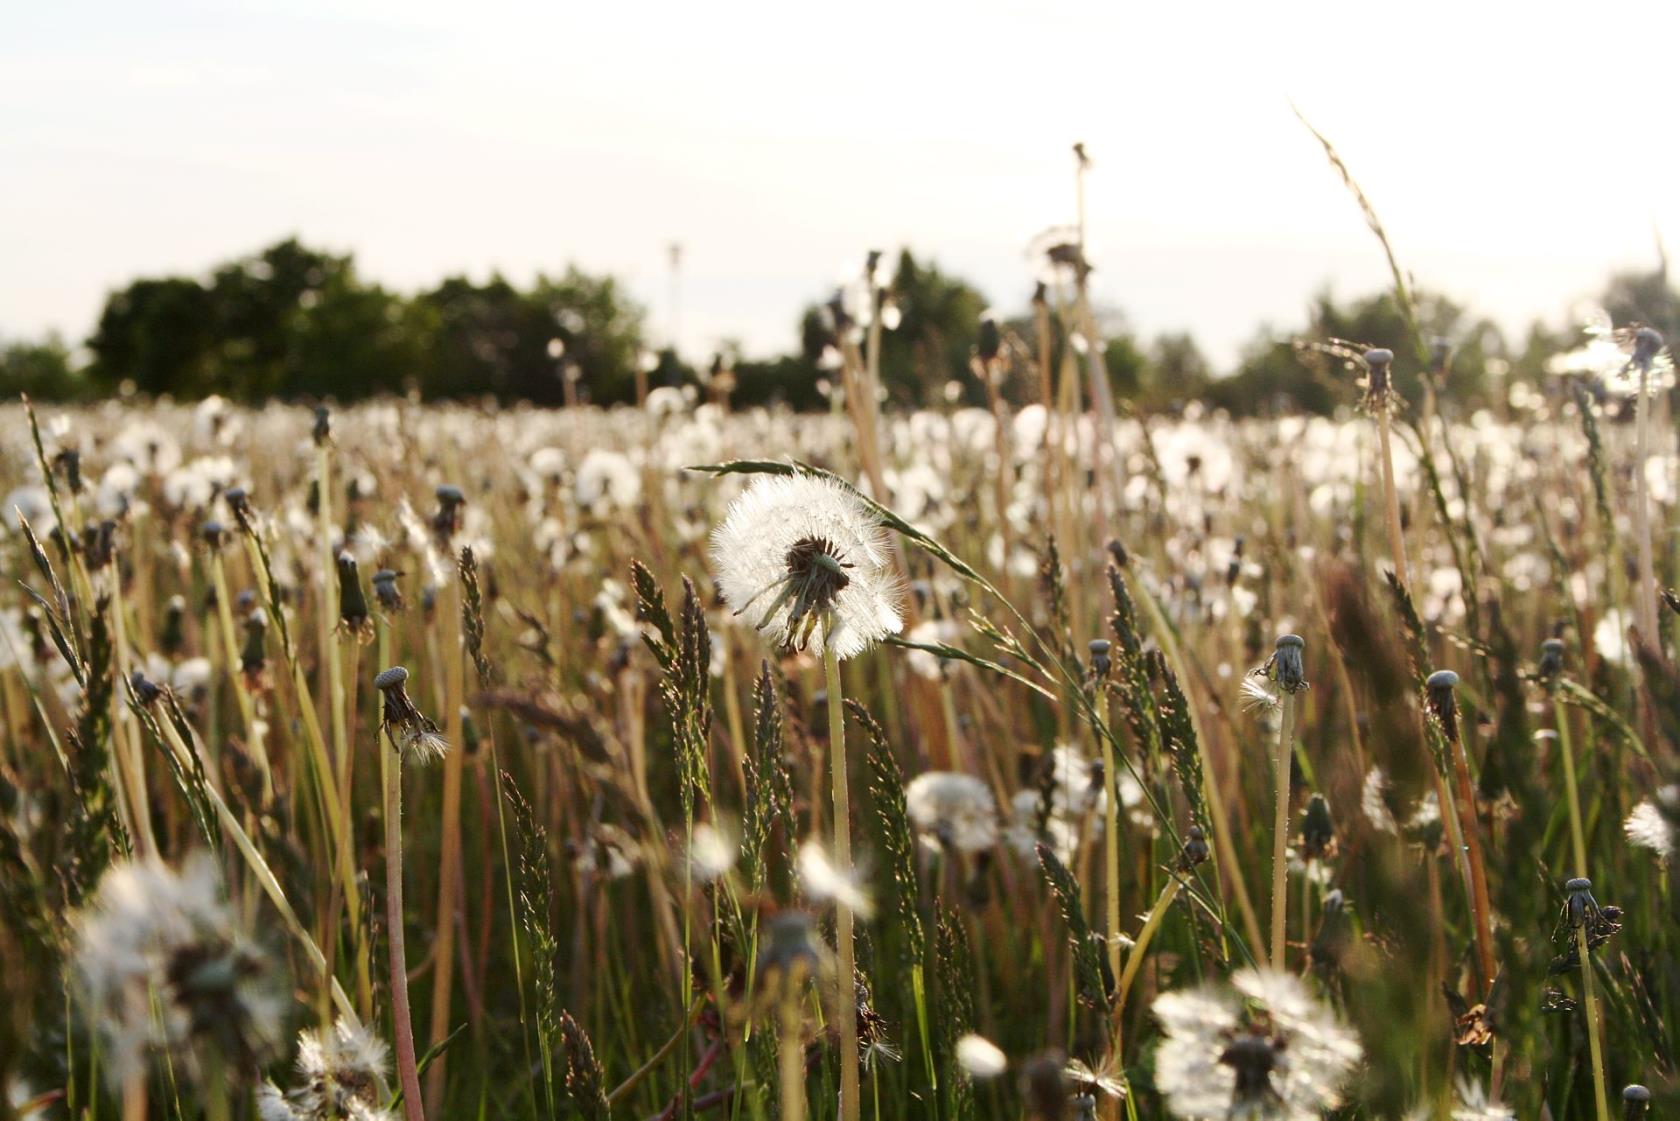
(5, 1, 1678, 370)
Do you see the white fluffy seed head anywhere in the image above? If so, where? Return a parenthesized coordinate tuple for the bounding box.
(1152, 968, 1361, 1120)
(904, 771, 999, 853)
(710, 474, 902, 660)
(1625, 799, 1675, 861)
(955, 1033, 1008, 1079)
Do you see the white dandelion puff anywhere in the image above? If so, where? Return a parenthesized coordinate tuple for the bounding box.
(1624, 798, 1675, 862)
(904, 772, 999, 854)
(1153, 968, 1361, 1120)
(798, 840, 874, 919)
(710, 474, 902, 660)
(688, 822, 739, 882)
(955, 1033, 1007, 1079)
(71, 853, 285, 1085)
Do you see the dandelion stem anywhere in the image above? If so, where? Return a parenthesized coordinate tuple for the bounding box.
(778, 989, 807, 1121)
(1633, 366, 1661, 645)
(1270, 690, 1296, 972)
(1576, 923, 1610, 1121)
(1445, 726, 1497, 994)
(1554, 699, 1589, 878)
(1376, 405, 1410, 589)
(383, 739, 428, 1121)
(823, 638, 860, 1121)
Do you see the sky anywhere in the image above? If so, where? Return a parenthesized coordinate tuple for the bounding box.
(4, 1, 1678, 371)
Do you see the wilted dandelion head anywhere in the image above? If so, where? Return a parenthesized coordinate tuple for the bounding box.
(336, 552, 371, 634)
(710, 475, 902, 660)
(374, 665, 448, 765)
(905, 771, 999, 854)
(371, 568, 404, 613)
(1362, 348, 1395, 408)
(1152, 968, 1361, 1120)
(1537, 637, 1566, 685)
(261, 1017, 392, 1121)
(72, 853, 285, 1086)
(1425, 669, 1461, 740)
(1253, 635, 1308, 695)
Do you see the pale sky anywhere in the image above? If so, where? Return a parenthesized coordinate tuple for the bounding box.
(4, 1, 1677, 370)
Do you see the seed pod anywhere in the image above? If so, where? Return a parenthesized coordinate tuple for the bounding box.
(1426, 669, 1461, 742)
(1364, 347, 1394, 402)
(1177, 825, 1210, 873)
(1537, 638, 1565, 686)
(336, 552, 370, 631)
(240, 608, 269, 676)
(1632, 327, 1664, 373)
(1300, 793, 1335, 860)
(432, 484, 465, 544)
(1271, 634, 1308, 693)
(161, 595, 187, 657)
(372, 568, 403, 612)
(1088, 639, 1112, 680)
(129, 670, 163, 707)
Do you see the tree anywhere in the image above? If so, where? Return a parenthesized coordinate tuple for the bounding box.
(0, 334, 86, 400)
(1209, 287, 1507, 416)
(87, 276, 219, 397)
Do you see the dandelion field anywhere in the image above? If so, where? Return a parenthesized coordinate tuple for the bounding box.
(5, 263, 1680, 1121)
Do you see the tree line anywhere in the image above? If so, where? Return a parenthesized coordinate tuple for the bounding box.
(4, 237, 1676, 414)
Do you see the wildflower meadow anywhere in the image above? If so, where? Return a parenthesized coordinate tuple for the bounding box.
(5, 145, 1680, 1121)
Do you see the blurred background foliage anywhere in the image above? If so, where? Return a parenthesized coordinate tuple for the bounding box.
(5, 236, 1678, 414)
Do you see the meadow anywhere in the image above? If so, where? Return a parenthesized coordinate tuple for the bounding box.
(2, 262, 1679, 1121)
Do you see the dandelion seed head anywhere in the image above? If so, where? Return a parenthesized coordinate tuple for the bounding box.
(1153, 969, 1360, 1120)
(956, 1033, 1007, 1079)
(688, 822, 738, 881)
(71, 854, 284, 1085)
(711, 475, 902, 660)
(904, 771, 999, 854)
(1624, 800, 1674, 861)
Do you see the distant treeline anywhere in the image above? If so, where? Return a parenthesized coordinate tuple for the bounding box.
(4, 237, 1676, 413)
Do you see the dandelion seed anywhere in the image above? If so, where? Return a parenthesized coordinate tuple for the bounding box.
(1240, 676, 1280, 713)
(710, 474, 902, 660)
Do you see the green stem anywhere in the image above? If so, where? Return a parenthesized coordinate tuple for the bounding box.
(1270, 692, 1296, 972)
(1576, 924, 1610, 1121)
(1555, 697, 1589, 878)
(824, 640, 860, 1121)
